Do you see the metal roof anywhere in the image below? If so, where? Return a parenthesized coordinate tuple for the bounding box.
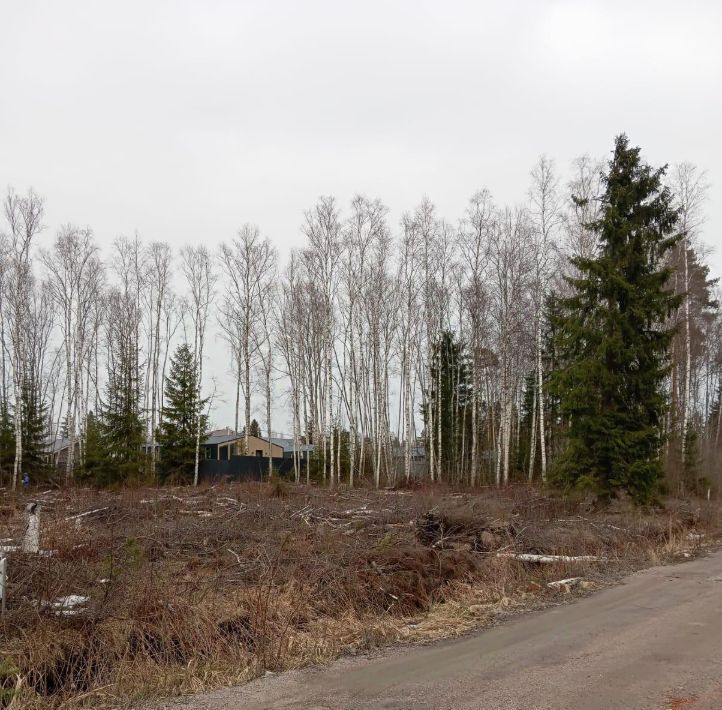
(43, 438, 73, 453)
(203, 434, 244, 446)
(270, 438, 315, 453)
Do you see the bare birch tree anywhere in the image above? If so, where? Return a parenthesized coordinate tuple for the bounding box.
(670, 163, 708, 470)
(219, 225, 275, 449)
(459, 190, 494, 485)
(487, 208, 533, 484)
(251, 244, 278, 481)
(41, 226, 103, 479)
(181, 246, 216, 485)
(144, 241, 173, 476)
(528, 156, 561, 482)
(397, 214, 422, 482)
(277, 253, 305, 482)
(302, 197, 341, 485)
(2, 188, 45, 489)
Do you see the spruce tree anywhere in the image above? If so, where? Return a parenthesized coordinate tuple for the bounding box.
(552, 135, 682, 502)
(157, 343, 208, 482)
(0, 380, 50, 482)
(99, 327, 145, 485)
(423, 330, 473, 478)
(240, 418, 262, 440)
(0, 402, 15, 486)
(20, 377, 48, 474)
(80, 411, 105, 482)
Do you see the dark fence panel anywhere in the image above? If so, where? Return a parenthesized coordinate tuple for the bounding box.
(199, 455, 294, 482)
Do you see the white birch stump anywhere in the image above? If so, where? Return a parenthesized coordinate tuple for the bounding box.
(22, 503, 40, 554)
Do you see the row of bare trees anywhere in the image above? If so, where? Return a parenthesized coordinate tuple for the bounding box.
(0, 197, 218, 488)
(0, 153, 720, 490)
(275, 157, 721, 489)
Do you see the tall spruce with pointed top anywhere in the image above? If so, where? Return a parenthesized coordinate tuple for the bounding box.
(552, 135, 682, 502)
(157, 343, 208, 482)
(99, 328, 146, 485)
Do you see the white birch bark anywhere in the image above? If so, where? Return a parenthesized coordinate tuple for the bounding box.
(181, 246, 216, 486)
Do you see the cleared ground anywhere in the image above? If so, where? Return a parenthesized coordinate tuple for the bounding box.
(0, 483, 717, 708)
(150, 547, 722, 710)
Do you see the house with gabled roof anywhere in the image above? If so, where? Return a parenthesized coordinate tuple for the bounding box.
(203, 430, 285, 461)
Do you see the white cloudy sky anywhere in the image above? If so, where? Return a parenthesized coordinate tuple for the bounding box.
(1, 0, 720, 430)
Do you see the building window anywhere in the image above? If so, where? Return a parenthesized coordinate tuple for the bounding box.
(255, 450, 263, 457)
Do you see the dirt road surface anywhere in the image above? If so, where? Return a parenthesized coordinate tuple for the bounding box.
(151, 549, 722, 710)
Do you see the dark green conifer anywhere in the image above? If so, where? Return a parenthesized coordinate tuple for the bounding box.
(18, 377, 48, 474)
(80, 411, 105, 482)
(551, 135, 682, 502)
(98, 325, 146, 485)
(157, 343, 208, 482)
(0, 401, 15, 486)
(422, 330, 473, 477)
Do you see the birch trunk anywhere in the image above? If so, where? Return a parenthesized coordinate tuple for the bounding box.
(681, 244, 691, 466)
(528, 382, 537, 481)
(266, 343, 272, 482)
(536, 316, 547, 481)
(470, 368, 478, 486)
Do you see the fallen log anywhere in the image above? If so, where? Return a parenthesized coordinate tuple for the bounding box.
(65, 507, 109, 522)
(497, 553, 605, 563)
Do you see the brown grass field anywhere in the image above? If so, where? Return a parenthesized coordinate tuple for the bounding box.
(0, 482, 718, 708)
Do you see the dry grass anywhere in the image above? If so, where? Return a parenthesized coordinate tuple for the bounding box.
(0, 482, 718, 709)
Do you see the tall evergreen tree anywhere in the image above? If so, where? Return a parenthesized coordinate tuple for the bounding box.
(551, 135, 682, 502)
(0, 402, 16, 486)
(79, 411, 104, 482)
(98, 319, 146, 485)
(19, 376, 48, 474)
(157, 343, 208, 482)
(0, 380, 49, 483)
(239, 418, 262, 440)
(422, 330, 473, 479)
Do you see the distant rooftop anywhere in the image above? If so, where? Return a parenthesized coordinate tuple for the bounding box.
(44, 437, 72, 453)
(204, 433, 243, 446)
(208, 427, 238, 437)
(270, 437, 315, 453)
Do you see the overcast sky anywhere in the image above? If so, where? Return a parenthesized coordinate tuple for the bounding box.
(1, 0, 720, 430)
